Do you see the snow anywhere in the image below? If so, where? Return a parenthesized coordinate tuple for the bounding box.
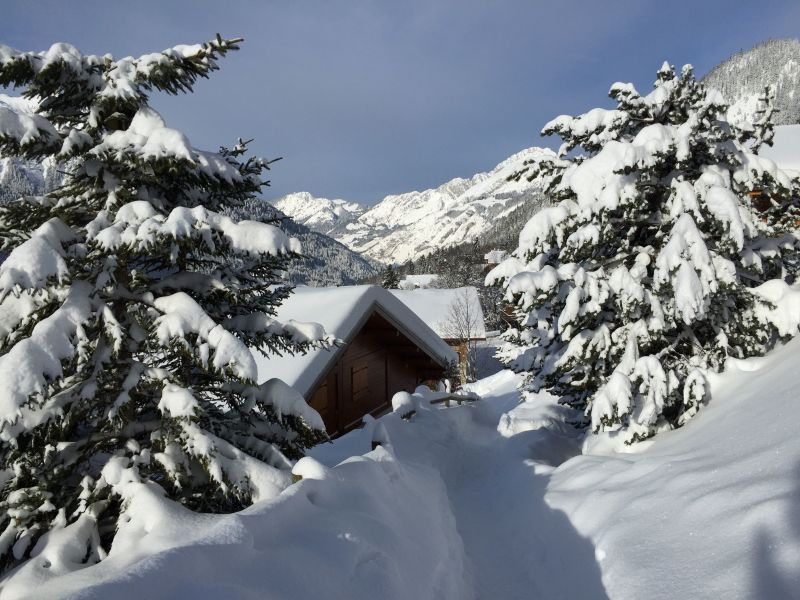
(88, 202, 301, 257)
(0, 107, 59, 149)
(762, 124, 800, 171)
(92, 107, 244, 182)
(98, 107, 193, 161)
(483, 249, 507, 265)
(398, 273, 438, 290)
(157, 383, 198, 418)
(506, 266, 559, 306)
(0, 95, 37, 115)
(653, 213, 719, 323)
(0, 283, 92, 442)
(256, 378, 325, 430)
(544, 108, 628, 154)
(547, 337, 800, 599)
(4, 336, 800, 598)
(252, 286, 458, 397)
(703, 185, 746, 249)
(0, 218, 74, 293)
(154, 292, 257, 381)
(272, 192, 365, 235)
(389, 287, 487, 340)
(752, 280, 800, 337)
(3, 409, 473, 599)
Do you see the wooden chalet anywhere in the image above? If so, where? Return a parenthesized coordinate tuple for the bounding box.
(253, 286, 458, 438)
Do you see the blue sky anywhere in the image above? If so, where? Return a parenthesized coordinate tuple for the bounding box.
(2, 1, 799, 203)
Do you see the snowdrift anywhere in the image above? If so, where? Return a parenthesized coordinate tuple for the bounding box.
(0, 426, 470, 599)
(547, 336, 800, 599)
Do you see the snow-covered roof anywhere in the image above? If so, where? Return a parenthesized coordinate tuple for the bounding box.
(484, 250, 507, 265)
(398, 274, 438, 290)
(253, 285, 458, 397)
(390, 287, 487, 340)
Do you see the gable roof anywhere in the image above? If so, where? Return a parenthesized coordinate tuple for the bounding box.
(253, 285, 458, 397)
(389, 287, 487, 340)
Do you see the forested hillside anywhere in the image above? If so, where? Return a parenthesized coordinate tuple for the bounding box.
(226, 199, 380, 286)
(704, 38, 800, 125)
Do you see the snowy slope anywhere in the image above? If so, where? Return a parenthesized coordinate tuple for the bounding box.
(703, 38, 800, 126)
(763, 124, 800, 170)
(544, 337, 800, 599)
(273, 147, 552, 264)
(273, 191, 366, 235)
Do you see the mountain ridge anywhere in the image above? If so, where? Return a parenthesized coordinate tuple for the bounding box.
(273, 191, 366, 235)
(272, 146, 552, 264)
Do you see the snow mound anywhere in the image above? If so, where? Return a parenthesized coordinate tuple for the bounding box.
(4, 335, 799, 599)
(1, 443, 470, 600)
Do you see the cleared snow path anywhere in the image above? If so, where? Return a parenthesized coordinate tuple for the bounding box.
(313, 371, 609, 600)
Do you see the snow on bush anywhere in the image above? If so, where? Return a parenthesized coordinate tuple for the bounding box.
(0, 36, 330, 573)
(488, 62, 800, 448)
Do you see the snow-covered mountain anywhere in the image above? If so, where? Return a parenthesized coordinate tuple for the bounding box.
(703, 38, 800, 126)
(273, 147, 552, 264)
(273, 192, 366, 235)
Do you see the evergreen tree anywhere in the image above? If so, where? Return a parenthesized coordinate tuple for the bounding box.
(0, 36, 329, 570)
(381, 264, 401, 288)
(741, 85, 776, 152)
(489, 63, 800, 447)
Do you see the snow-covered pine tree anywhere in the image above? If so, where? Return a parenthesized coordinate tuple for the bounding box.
(381, 264, 401, 288)
(735, 85, 800, 236)
(0, 37, 330, 570)
(488, 63, 800, 447)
